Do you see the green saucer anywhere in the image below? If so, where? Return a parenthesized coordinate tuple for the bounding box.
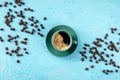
(46, 25, 78, 57)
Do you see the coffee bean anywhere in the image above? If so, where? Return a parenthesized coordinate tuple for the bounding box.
(9, 2, 12, 5)
(24, 38, 28, 41)
(85, 68, 89, 71)
(0, 4, 3, 7)
(111, 54, 114, 57)
(10, 28, 15, 31)
(16, 60, 20, 63)
(81, 58, 85, 62)
(23, 48, 27, 50)
(115, 70, 118, 72)
(25, 52, 29, 54)
(43, 17, 47, 20)
(91, 65, 94, 68)
(5, 47, 9, 50)
(0, 28, 4, 31)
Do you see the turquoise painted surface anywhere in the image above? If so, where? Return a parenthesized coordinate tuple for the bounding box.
(0, 0, 120, 80)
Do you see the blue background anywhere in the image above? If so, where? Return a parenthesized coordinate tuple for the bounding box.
(0, 0, 120, 80)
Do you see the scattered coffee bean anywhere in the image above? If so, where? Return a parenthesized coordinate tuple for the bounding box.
(43, 17, 47, 20)
(85, 68, 89, 71)
(16, 60, 20, 63)
(0, 0, 47, 64)
(80, 27, 120, 75)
